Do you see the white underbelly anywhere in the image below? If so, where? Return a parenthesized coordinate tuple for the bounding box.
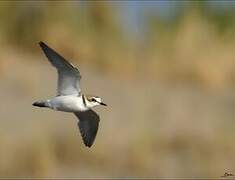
(50, 96, 88, 112)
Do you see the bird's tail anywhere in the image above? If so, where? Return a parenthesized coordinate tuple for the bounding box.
(32, 100, 49, 108)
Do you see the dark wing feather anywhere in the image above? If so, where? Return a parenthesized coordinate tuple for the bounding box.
(74, 109, 100, 147)
(39, 41, 81, 96)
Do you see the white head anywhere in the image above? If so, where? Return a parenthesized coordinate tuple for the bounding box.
(85, 95, 107, 108)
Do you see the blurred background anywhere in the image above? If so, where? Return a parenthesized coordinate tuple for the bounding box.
(1, 1, 235, 178)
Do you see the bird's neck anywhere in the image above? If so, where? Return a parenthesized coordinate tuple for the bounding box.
(82, 94, 98, 109)
(82, 94, 87, 107)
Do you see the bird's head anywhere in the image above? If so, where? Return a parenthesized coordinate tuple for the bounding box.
(86, 95, 107, 108)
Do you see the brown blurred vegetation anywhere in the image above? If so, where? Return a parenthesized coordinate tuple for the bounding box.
(1, 1, 235, 89)
(1, 1, 235, 178)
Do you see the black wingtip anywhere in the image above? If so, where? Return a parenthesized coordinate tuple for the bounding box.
(39, 41, 46, 47)
(86, 144, 92, 148)
(39, 41, 51, 53)
(84, 140, 93, 148)
(83, 138, 94, 148)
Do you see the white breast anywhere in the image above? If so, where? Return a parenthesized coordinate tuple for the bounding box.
(49, 95, 88, 112)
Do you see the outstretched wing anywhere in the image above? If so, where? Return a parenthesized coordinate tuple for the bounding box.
(74, 110, 100, 147)
(39, 41, 81, 96)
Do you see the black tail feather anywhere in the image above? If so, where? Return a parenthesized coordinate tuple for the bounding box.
(32, 101, 47, 108)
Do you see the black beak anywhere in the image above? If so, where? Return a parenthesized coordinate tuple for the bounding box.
(100, 102, 107, 106)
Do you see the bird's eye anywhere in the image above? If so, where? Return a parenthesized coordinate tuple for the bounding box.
(91, 98, 96, 102)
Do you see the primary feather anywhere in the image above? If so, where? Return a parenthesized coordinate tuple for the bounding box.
(39, 41, 81, 96)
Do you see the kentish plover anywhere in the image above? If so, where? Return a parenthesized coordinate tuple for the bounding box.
(33, 41, 107, 147)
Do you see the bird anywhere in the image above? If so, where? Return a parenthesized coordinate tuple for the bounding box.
(33, 41, 107, 147)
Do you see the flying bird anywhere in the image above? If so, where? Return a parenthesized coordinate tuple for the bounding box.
(33, 41, 107, 147)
